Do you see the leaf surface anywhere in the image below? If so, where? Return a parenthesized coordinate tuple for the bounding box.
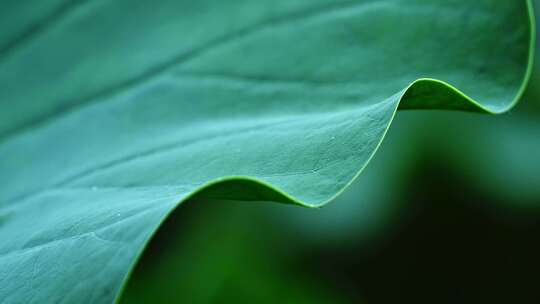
(0, 1, 534, 303)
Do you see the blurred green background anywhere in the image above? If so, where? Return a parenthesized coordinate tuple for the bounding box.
(122, 3, 540, 304)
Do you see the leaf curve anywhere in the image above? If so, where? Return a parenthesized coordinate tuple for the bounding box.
(0, 0, 534, 303)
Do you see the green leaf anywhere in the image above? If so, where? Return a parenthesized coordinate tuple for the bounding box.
(0, 0, 534, 303)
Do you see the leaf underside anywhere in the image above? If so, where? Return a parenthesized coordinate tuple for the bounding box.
(0, 0, 534, 303)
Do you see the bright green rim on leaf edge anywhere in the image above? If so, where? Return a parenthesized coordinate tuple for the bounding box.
(115, 1, 536, 302)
